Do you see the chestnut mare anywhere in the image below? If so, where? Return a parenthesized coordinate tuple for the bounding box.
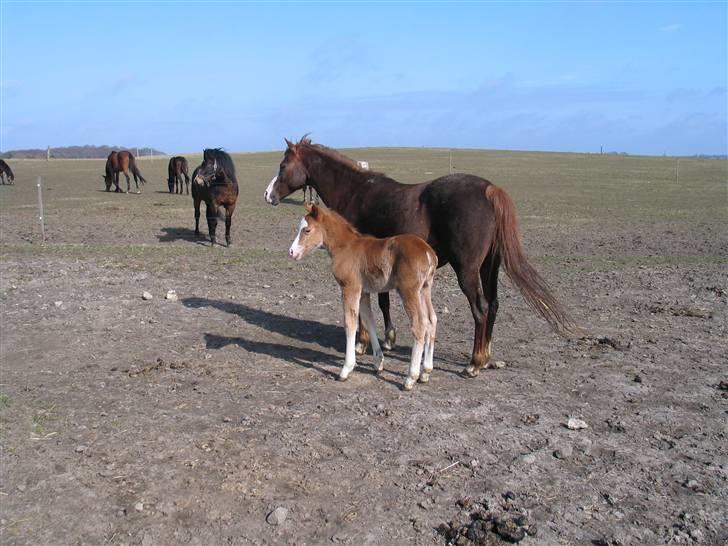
(168, 156, 190, 194)
(103, 150, 147, 193)
(265, 138, 575, 378)
(289, 203, 437, 391)
(192, 148, 239, 246)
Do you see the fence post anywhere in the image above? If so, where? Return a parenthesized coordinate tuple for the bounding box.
(37, 176, 46, 243)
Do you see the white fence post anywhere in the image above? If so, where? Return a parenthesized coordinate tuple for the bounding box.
(37, 176, 46, 243)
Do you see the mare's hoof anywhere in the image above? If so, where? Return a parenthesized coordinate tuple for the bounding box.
(463, 366, 480, 378)
(374, 354, 384, 374)
(355, 342, 368, 356)
(383, 329, 397, 351)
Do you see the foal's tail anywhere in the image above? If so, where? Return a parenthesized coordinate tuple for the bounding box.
(129, 155, 147, 185)
(486, 184, 577, 336)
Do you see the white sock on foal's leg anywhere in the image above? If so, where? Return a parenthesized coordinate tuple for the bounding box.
(404, 340, 424, 391)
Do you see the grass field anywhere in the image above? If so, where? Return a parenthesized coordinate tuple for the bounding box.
(0, 148, 726, 545)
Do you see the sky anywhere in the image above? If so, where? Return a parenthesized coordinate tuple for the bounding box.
(1, 1, 726, 156)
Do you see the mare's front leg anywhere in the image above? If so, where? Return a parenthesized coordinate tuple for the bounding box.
(339, 285, 362, 381)
(206, 202, 218, 246)
(359, 293, 384, 373)
(379, 292, 397, 350)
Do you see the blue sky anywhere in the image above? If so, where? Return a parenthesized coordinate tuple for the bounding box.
(1, 1, 726, 155)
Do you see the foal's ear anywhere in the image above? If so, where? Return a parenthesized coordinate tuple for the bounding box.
(308, 203, 320, 219)
(305, 202, 314, 213)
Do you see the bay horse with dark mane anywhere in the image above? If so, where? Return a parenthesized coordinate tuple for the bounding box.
(103, 150, 147, 193)
(168, 156, 190, 194)
(0, 159, 14, 185)
(289, 203, 438, 391)
(265, 137, 575, 378)
(192, 149, 238, 246)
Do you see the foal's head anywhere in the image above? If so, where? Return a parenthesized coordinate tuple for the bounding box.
(265, 138, 309, 205)
(288, 203, 325, 260)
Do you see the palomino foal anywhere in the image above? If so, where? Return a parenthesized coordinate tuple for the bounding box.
(289, 204, 438, 391)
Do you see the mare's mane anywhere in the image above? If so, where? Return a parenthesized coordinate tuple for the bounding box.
(295, 137, 384, 178)
(203, 148, 237, 183)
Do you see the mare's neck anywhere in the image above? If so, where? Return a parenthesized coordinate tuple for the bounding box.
(301, 151, 368, 212)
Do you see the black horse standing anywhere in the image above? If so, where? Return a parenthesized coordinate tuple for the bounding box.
(0, 159, 14, 185)
(192, 149, 239, 246)
(168, 156, 190, 194)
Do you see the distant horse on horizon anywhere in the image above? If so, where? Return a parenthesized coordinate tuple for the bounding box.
(0, 159, 14, 185)
(289, 203, 438, 391)
(265, 137, 576, 378)
(192, 149, 239, 246)
(168, 156, 190, 194)
(103, 150, 147, 193)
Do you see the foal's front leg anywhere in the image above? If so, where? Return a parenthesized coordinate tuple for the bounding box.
(339, 285, 362, 381)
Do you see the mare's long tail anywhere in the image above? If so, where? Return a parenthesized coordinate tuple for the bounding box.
(485, 184, 577, 336)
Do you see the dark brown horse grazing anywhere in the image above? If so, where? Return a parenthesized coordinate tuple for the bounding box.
(0, 159, 14, 185)
(192, 149, 239, 246)
(103, 150, 147, 193)
(168, 156, 190, 194)
(264, 138, 575, 377)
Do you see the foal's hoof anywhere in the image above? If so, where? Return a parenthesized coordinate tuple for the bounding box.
(403, 378, 416, 391)
(373, 353, 384, 374)
(463, 366, 480, 378)
(337, 374, 349, 382)
(419, 373, 431, 384)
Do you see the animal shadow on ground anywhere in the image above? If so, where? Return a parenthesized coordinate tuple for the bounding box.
(158, 227, 208, 244)
(182, 297, 405, 386)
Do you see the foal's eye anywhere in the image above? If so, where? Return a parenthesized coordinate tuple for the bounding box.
(303, 228, 311, 233)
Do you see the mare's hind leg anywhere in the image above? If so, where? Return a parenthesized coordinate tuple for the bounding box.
(359, 293, 384, 373)
(114, 172, 122, 193)
(206, 203, 218, 246)
(224, 203, 236, 246)
(454, 264, 489, 377)
(123, 171, 131, 193)
(184, 174, 190, 195)
(479, 254, 501, 368)
(355, 318, 370, 355)
(379, 292, 397, 350)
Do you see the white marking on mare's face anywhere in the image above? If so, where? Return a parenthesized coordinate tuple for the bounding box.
(264, 175, 278, 203)
(288, 218, 308, 260)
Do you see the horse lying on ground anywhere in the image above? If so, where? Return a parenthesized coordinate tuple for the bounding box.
(103, 151, 147, 193)
(192, 149, 239, 246)
(168, 156, 190, 194)
(289, 203, 438, 391)
(0, 159, 14, 184)
(266, 137, 575, 378)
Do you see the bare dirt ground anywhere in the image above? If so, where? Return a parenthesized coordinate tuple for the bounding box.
(0, 151, 726, 545)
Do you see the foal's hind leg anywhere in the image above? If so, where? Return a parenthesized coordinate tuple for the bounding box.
(419, 280, 438, 384)
(400, 288, 427, 391)
(359, 293, 384, 373)
(339, 285, 362, 381)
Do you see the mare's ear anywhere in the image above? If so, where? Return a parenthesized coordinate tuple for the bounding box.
(285, 138, 294, 149)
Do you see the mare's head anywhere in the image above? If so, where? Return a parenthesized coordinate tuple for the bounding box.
(264, 138, 310, 205)
(288, 203, 325, 260)
(194, 148, 236, 186)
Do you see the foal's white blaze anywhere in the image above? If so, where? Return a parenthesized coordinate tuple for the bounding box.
(264, 175, 278, 203)
(288, 218, 308, 260)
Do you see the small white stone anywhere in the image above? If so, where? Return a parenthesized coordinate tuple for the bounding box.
(493, 360, 506, 369)
(54, 301, 63, 307)
(134, 502, 144, 512)
(142, 291, 153, 301)
(566, 418, 589, 430)
(266, 506, 288, 525)
(165, 290, 178, 302)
